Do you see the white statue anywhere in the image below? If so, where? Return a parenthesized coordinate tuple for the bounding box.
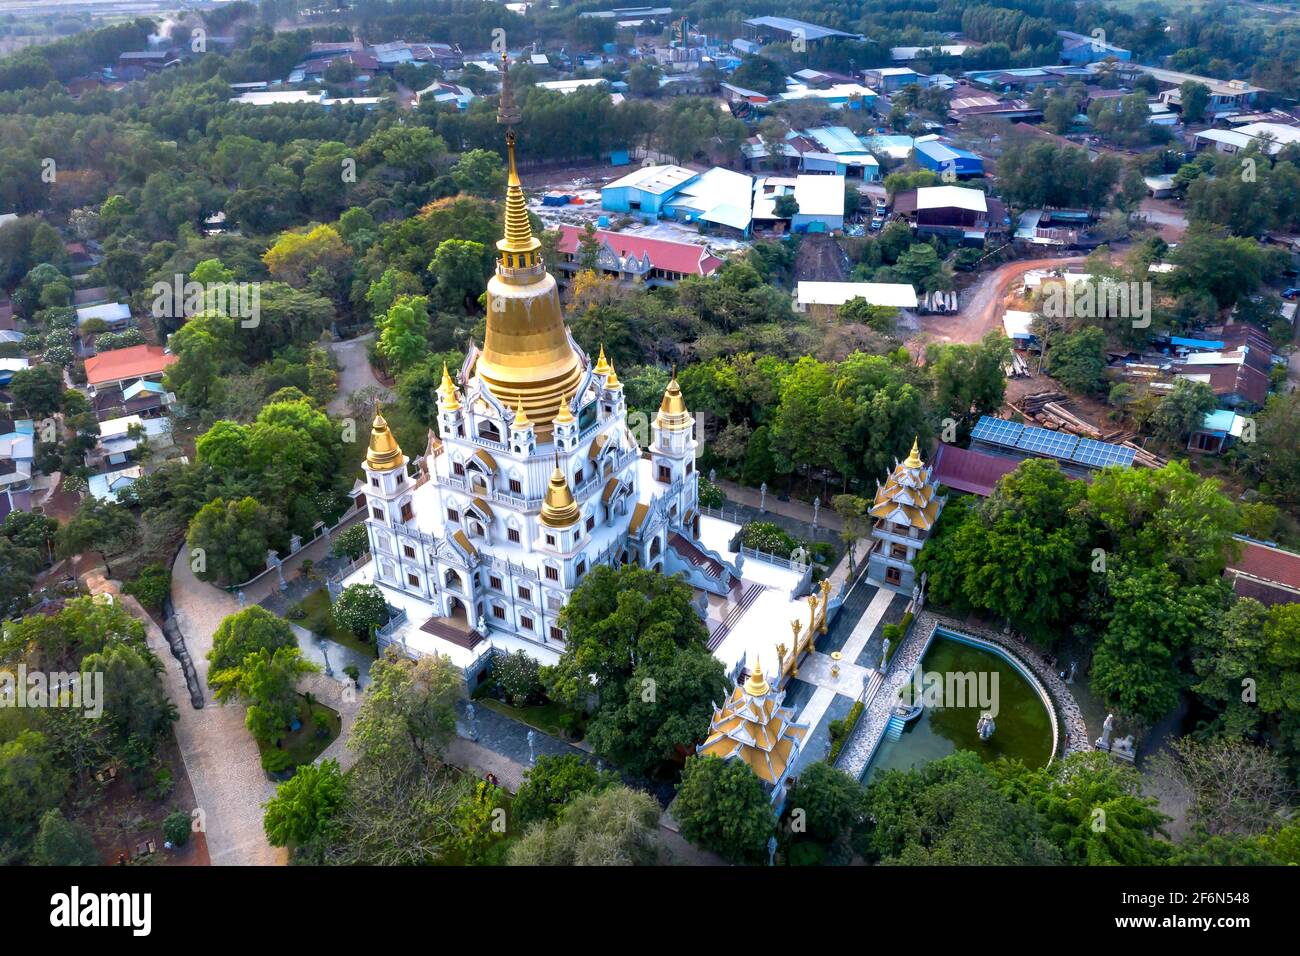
(1096, 712, 1115, 751)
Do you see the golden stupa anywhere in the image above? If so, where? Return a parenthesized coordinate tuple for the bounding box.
(540, 458, 580, 527)
(472, 53, 582, 436)
(366, 404, 404, 472)
(654, 372, 692, 433)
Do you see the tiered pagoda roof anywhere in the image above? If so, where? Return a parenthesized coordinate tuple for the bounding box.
(698, 663, 809, 786)
(869, 438, 941, 531)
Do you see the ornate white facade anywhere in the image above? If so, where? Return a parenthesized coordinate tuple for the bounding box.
(346, 99, 740, 670)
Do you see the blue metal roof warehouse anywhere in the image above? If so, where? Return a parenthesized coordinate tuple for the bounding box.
(913, 140, 984, 177)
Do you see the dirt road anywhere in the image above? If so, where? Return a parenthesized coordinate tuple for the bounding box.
(795, 233, 849, 283)
(909, 254, 1088, 350)
(1138, 197, 1189, 243)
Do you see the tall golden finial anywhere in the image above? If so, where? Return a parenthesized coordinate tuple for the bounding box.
(594, 344, 611, 376)
(494, 51, 535, 260)
(473, 45, 582, 435)
(366, 403, 404, 472)
(744, 658, 770, 697)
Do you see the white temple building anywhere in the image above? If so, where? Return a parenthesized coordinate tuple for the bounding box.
(336, 59, 834, 690)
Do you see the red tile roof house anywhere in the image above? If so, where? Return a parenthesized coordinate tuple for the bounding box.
(1225, 537, 1300, 606)
(551, 225, 723, 287)
(83, 344, 177, 394)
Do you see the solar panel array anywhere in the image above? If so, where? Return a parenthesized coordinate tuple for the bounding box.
(970, 417, 1023, 448)
(970, 416, 1133, 470)
(1070, 437, 1136, 469)
(1017, 424, 1079, 459)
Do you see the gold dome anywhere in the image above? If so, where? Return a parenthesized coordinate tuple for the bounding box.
(474, 123, 582, 434)
(743, 661, 770, 697)
(655, 373, 692, 432)
(539, 464, 579, 527)
(366, 405, 404, 472)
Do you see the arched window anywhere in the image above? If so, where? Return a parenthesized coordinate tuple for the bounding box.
(649, 536, 661, 559)
(444, 569, 462, 590)
(478, 421, 501, 443)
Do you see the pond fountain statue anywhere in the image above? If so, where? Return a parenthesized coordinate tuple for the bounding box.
(977, 712, 996, 742)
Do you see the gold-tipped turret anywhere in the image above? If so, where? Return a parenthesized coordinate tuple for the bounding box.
(655, 372, 692, 432)
(540, 461, 579, 527)
(474, 53, 582, 436)
(512, 396, 532, 430)
(593, 344, 611, 376)
(366, 404, 404, 472)
(437, 363, 461, 410)
(605, 360, 621, 390)
(555, 393, 575, 426)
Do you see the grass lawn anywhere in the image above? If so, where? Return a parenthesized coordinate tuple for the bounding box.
(288, 588, 376, 658)
(260, 695, 342, 775)
(477, 697, 587, 741)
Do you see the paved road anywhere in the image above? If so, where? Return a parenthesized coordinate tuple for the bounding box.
(329, 332, 388, 416)
(168, 554, 285, 865)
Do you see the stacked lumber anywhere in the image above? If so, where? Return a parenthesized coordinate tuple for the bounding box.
(1020, 390, 1066, 413)
(1121, 441, 1167, 469)
(1004, 352, 1031, 378)
(1041, 401, 1103, 439)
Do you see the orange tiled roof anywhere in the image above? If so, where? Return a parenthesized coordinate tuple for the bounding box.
(83, 344, 176, 387)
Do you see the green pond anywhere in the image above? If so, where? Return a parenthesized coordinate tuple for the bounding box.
(862, 634, 1055, 783)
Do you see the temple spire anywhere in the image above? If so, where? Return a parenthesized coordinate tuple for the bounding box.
(474, 51, 582, 433)
(495, 51, 537, 263)
(496, 51, 521, 127)
(903, 436, 923, 469)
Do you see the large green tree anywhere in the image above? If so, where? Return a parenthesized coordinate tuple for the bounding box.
(674, 755, 775, 864)
(864, 751, 1061, 865)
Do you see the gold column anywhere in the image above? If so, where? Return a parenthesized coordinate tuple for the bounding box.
(806, 593, 819, 654)
(788, 620, 801, 677)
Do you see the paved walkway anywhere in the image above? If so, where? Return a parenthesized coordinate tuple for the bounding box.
(458, 699, 589, 770)
(301, 670, 362, 772)
(787, 584, 898, 774)
(715, 478, 844, 533)
(168, 554, 285, 865)
(328, 332, 387, 416)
